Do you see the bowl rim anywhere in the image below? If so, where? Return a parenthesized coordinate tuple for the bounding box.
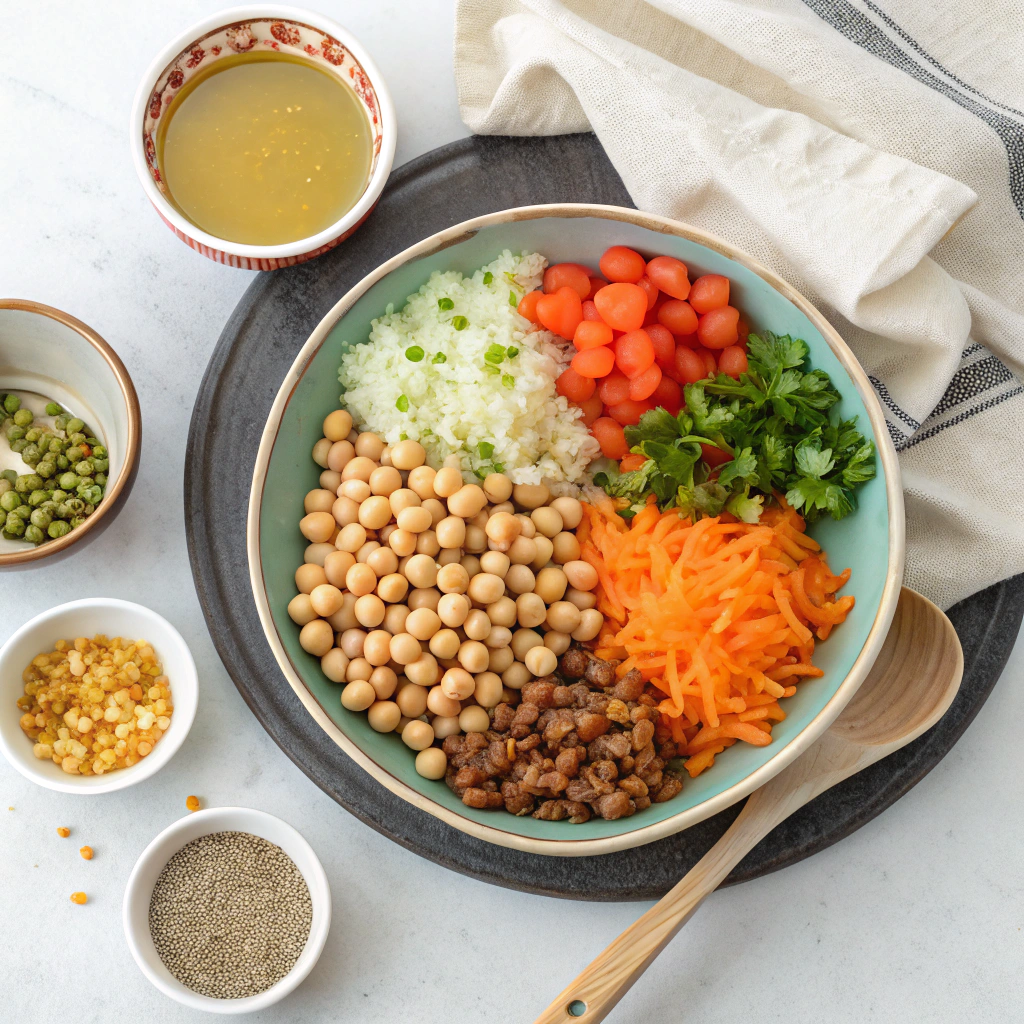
(0, 597, 198, 793)
(246, 203, 906, 856)
(128, 3, 398, 260)
(122, 805, 332, 1014)
(0, 299, 142, 567)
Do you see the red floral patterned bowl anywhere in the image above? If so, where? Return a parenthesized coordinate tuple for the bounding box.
(130, 5, 396, 271)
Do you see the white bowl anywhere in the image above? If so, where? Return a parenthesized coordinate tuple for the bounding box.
(130, 4, 397, 270)
(0, 598, 197, 793)
(123, 807, 332, 1014)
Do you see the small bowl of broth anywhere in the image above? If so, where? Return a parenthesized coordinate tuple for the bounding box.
(131, 6, 396, 270)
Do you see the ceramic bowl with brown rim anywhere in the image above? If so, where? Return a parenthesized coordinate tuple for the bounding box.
(130, 5, 397, 271)
(0, 300, 141, 569)
(248, 205, 904, 856)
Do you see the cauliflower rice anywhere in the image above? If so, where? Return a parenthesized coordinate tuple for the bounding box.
(338, 251, 600, 485)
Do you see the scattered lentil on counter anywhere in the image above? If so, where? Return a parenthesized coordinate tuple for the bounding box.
(149, 831, 312, 999)
(56, 826, 70, 838)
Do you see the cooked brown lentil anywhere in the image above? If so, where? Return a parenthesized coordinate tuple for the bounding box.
(148, 831, 312, 999)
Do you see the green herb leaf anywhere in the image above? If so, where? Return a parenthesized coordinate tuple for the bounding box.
(625, 408, 684, 447)
(395, 395, 409, 412)
(501, 374, 516, 389)
(478, 441, 495, 459)
(451, 316, 469, 331)
(726, 488, 764, 524)
(405, 346, 425, 362)
(509, 291, 518, 307)
(506, 346, 519, 358)
(484, 343, 507, 365)
(483, 272, 493, 285)
(437, 297, 454, 311)
(431, 352, 447, 364)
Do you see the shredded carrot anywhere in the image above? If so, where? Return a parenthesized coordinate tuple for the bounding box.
(580, 499, 854, 777)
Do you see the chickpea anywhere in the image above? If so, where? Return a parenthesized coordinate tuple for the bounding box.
(323, 408, 353, 441)
(566, 588, 597, 611)
(507, 535, 538, 565)
(415, 530, 441, 557)
(364, 546, 397, 578)
(485, 626, 512, 650)
(321, 648, 350, 683)
(379, 446, 394, 468)
(458, 640, 490, 674)
(513, 483, 550, 510)
(545, 601, 581, 634)
(320, 469, 343, 493)
(488, 646, 515, 673)
(473, 672, 504, 708)
(368, 465, 402, 497)
(463, 524, 487, 553)
(382, 604, 410, 635)
(515, 592, 547, 629)
(310, 583, 345, 618)
(408, 587, 441, 611)
(422, 498, 447, 527)
(435, 516, 467, 549)
(437, 563, 470, 595)
(299, 619, 334, 657)
(287, 594, 317, 626)
(369, 666, 398, 700)
(407, 465, 437, 499)
(433, 466, 463, 498)
(354, 432, 385, 460)
(486, 596, 517, 628)
(490, 501, 515, 516)
(304, 542, 335, 568)
(389, 633, 422, 666)
(552, 531, 582, 564)
(415, 746, 448, 779)
(402, 553, 437, 589)
(327, 439, 356, 473)
(510, 627, 544, 661)
(331, 501, 360, 535)
(550, 496, 583, 529)
(404, 607, 440, 641)
(461, 609, 489, 641)
(343, 563, 375, 597)
(502, 661, 531, 690)
(395, 682, 429, 719)
(346, 657, 373, 682)
(467, 509, 490, 530)
(295, 563, 328, 594)
(341, 455, 377, 483)
(300, 511, 335, 543)
(356, 496, 390, 531)
(396, 505, 432, 534)
(402, 719, 434, 751)
(460, 554, 482, 578)
(446, 484, 487, 519)
(367, 700, 401, 733)
(432, 717, 462, 742)
(525, 645, 558, 677)
(437, 547, 461, 566)
(336, 522, 367, 553)
(441, 667, 475, 700)
(465, 573, 502, 605)
(387, 488, 420, 517)
(375, 573, 409, 604)
(484, 511, 520, 551)
(437, 593, 470, 627)
(405, 651, 440, 687)
(427, 686, 461, 718)
(340, 628, 368, 659)
(572, 608, 604, 642)
(459, 706, 491, 734)
(531, 506, 563, 538)
(341, 680, 375, 711)
(312, 437, 332, 468)
(504, 564, 536, 595)
(304, 488, 335, 515)
(327, 593, 359, 632)
(353, 593, 385, 627)
(319, 553, 351, 591)
(544, 630, 572, 656)
(479, 550, 510, 578)
(515, 514, 536, 539)
(530, 535, 554, 570)
(362, 630, 392, 666)
(429, 628, 461, 660)
(388, 528, 417, 556)
(482, 472, 513, 503)
(339, 478, 371, 503)
(535, 566, 568, 604)
(564, 559, 599, 591)
(391, 438, 426, 470)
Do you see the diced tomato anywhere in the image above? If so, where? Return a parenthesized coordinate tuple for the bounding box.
(688, 274, 730, 313)
(597, 369, 631, 406)
(592, 417, 630, 459)
(717, 345, 748, 379)
(594, 283, 648, 332)
(698, 348, 718, 376)
(614, 329, 655, 378)
(658, 299, 699, 336)
(651, 375, 682, 414)
(645, 256, 690, 300)
(608, 399, 655, 426)
(578, 394, 604, 426)
(646, 324, 676, 369)
(674, 346, 707, 385)
(582, 299, 603, 322)
(537, 286, 584, 340)
(518, 290, 542, 323)
(620, 453, 648, 473)
(636, 275, 659, 310)
(586, 277, 608, 300)
(701, 443, 733, 467)
(628, 363, 663, 401)
(555, 367, 596, 402)
(599, 246, 646, 283)
(571, 345, 616, 378)
(573, 319, 614, 351)
(543, 263, 591, 300)
(697, 306, 740, 349)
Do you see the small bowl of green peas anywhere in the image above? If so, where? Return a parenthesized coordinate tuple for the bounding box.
(0, 300, 141, 569)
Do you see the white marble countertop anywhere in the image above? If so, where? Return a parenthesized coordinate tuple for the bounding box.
(2, 3, 1022, 1021)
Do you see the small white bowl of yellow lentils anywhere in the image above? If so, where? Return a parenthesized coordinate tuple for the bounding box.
(289, 407, 603, 782)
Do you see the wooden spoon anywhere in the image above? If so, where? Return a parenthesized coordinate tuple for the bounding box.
(535, 587, 963, 1024)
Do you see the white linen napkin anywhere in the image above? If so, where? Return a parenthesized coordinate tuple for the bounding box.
(454, 0, 1024, 609)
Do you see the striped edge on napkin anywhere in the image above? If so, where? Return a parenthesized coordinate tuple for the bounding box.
(454, 0, 1024, 610)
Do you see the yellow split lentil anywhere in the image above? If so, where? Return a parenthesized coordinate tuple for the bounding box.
(185, 795, 200, 812)
(16, 635, 173, 776)
(80, 846, 93, 860)
(70, 891, 87, 905)
(56, 826, 70, 837)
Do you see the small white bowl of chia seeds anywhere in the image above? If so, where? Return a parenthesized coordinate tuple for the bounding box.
(123, 806, 331, 1013)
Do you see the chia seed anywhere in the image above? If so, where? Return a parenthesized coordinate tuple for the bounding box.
(148, 831, 313, 999)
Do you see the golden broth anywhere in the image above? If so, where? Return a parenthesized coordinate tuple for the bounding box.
(157, 52, 372, 246)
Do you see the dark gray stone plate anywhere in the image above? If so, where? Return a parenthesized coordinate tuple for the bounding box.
(185, 134, 1024, 901)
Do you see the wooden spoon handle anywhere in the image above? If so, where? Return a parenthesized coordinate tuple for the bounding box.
(532, 794, 787, 1024)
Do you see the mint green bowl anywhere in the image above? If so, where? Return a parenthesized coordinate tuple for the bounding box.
(248, 205, 905, 857)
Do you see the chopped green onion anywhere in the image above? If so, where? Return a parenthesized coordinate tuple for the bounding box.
(509, 291, 518, 307)
(482, 364, 500, 376)
(431, 352, 447, 364)
(483, 272, 493, 285)
(473, 466, 488, 480)
(405, 346, 424, 362)
(501, 374, 516, 389)
(395, 394, 409, 412)
(437, 297, 454, 311)
(400, 433, 408, 441)
(493, 462, 505, 473)
(451, 316, 469, 331)
(506, 346, 519, 358)
(479, 441, 495, 459)
(484, 343, 506, 365)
